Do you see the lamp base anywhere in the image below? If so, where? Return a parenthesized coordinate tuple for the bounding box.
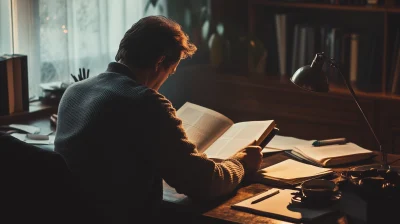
(340, 188, 398, 224)
(350, 164, 393, 172)
(339, 164, 400, 198)
(340, 164, 400, 224)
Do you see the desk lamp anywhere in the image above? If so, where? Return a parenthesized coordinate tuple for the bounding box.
(290, 52, 389, 171)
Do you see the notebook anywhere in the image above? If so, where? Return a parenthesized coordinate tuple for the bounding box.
(290, 142, 375, 167)
(250, 159, 333, 187)
(231, 188, 339, 222)
(262, 135, 315, 153)
(11, 133, 55, 145)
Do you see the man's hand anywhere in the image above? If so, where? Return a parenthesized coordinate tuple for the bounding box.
(50, 114, 58, 127)
(230, 145, 263, 175)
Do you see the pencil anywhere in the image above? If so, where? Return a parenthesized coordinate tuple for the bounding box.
(250, 189, 280, 204)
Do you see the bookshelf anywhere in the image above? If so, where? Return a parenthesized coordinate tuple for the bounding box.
(251, 0, 388, 12)
(246, 0, 400, 97)
(172, 0, 400, 155)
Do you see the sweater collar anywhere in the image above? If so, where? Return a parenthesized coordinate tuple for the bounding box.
(106, 62, 136, 80)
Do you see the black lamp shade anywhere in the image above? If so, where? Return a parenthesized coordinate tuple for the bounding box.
(290, 53, 329, 93)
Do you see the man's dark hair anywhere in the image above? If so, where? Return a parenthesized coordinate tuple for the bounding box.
(115, 15, 197, 68)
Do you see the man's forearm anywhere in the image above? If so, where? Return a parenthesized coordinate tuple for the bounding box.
(206, 158, 245, 198)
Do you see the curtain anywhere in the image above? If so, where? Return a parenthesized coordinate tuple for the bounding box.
(11, 0, 167, 98)
(0, 0, 13, 55)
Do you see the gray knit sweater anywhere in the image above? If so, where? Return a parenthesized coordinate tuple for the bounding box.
(54, 62, 245, 223)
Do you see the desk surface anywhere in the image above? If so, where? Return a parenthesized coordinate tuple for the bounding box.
(15, 115, 400, 224)
(162, 151, 400, 224)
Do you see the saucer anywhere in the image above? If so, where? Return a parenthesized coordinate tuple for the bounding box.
(290, 191, 341, 209)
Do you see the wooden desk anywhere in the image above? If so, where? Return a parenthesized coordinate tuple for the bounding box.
(162, 152, 400, 224)
(9, 113, 400, 223)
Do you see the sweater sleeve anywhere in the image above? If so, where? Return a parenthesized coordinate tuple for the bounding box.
(144, 91, 245, 200)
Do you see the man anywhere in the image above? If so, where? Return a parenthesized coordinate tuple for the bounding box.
(55, 15, 262, 223)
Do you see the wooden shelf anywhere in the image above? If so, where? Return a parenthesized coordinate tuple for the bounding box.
(178, 64, 400, 101)
(387, 7, 400, 13)
(250, 0, 397, 13)
(216, 71, 400, 101)
(0, 101, 57, 125)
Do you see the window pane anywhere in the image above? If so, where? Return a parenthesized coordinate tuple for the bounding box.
(12, 0, 168, 98)
(0, 0, 12, 55)
(37, 0, 164, 95)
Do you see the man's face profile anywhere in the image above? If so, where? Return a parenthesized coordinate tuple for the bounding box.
(152, 58, 181, 91)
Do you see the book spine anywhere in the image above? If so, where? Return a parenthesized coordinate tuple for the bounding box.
(390, 30, 400, 93)
(298, 25, 307, 67)
(349, 33, 359, 85)
(306, 26, 315, 66)
(5, 57, 15, 114)
(391, 45, 400, 94)
(291, 24, 300, 76)
(341, 33, 352, 83)
(281, 14, 287, 76)
(18, 55, 29, 111)
(12, 56, 23, 113)
(275, 14, 283, 76)
(0, 57, 10, 115)
(3, 54, 30, 112)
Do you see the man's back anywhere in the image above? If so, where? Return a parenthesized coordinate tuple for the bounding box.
(55, 63, 162, 223)
(55, 62, 254, 224)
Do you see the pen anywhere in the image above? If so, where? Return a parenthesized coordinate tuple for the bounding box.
(251, 189, 280, 204)
(312, 138, 347, 147)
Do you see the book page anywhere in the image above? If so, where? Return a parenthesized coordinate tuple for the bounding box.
(265, 135, 315, 150)
(262, 135, 315, 153)
(294, 143, 373, 165)
(176, 102, 234, 153)
(204, 120, 274, 159)
(258, 159, 332, 180)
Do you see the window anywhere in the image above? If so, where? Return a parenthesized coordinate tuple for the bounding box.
(0, 0, 12, 55)
(8, 0, 168, 98)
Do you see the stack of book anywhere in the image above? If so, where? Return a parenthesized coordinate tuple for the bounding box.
(252, 137, 375, 187)
(0, 54, 29, 116)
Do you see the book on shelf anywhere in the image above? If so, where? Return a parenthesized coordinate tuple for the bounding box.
(0, 54, 29, 116)
(250, 159, 333, 187)
(390, 28, 400, 94)
(266, 11, 382, 91)
(176, 102, 278, 160)
(286, 142, 375, 167)
(275, 13, 287, 76)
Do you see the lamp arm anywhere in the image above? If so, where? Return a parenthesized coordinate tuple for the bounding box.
(326, 58, 387, 167)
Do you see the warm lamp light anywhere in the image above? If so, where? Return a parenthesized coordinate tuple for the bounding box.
(291, 52, 388, 170)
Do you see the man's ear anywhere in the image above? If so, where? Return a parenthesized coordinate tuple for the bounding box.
(155, 56, 166, 71)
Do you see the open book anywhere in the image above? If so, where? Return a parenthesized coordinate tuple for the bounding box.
(250, 159, 333, 187)
(288, 142, 375, 167)
(177, 102, 277, 160)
